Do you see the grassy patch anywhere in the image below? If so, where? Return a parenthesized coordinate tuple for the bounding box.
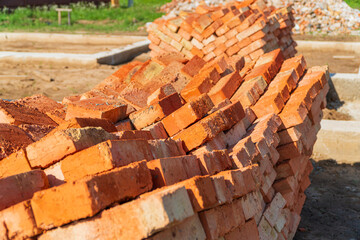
(344, 0, 360, 9)
(0, 0, 169, 33)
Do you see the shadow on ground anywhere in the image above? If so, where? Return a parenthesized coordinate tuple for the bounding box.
(295, 159, 360, 240)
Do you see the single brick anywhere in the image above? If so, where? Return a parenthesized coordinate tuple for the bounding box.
(55, 117, 118, 133)
(197, 150, 232, 175)
(0, 200, 41, 239)
(115, 130, 153, 140)
(38, 185, 194, 240)
(31, 161, 152, 229)
(0, 149, 31, 178)
(130, 93, 183, 130)
(26, 127, 116, 168)
(61, 140, 153, 181)
(162, 94, 214, 136)
(65, 97, 127, 123)
(0, 170, 49, 211)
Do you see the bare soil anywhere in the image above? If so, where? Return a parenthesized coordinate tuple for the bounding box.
(0, 42, 126, 54)
(296, 49, 360, 74)
(295, 159, 360, 240)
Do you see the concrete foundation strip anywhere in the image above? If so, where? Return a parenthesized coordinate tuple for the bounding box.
(314, 119, 360, 164)
(297, 40, 360, 54)
(0, 40, 150, 66)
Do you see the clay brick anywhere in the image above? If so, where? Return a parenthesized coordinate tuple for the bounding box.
(273, 175, 297, 194)
(129, 93, 183, 130)
(0, 170, 49, 211)
(26, 127, 115, 168)
(241, 191, 264, 221)
(258, 217, 278, 240)
(54, 117, 118, 133)
(211, 175, 232, 205)
(65, 98, 127, 124)
(224, 120, 247, 147)
(0, 149, 31, 178)
(115, 130, 153, 140)
(180, 155, 203, 178)
(148, 138, 186, 159)
(148, 214, 206, 240)
(277, 140, 303, 162)
(44, 162, 65, 187)
(181, 55, 206, 77)
(181, 67, 221, 102)
(208, 71, 243, 105)
(147, 157, 189, 188)
(61, 139, 153, 181)
(31, 161, 152, 229)
(0, 200, 41, 239)
(236, 218, 260, 240)
(197, 149, 232, 175)
(180, 176, 218, 212)
(217, 169, 248, 198)
(114, 118, 134, 131)
(38, 185, 193, 240)
(198, 207, 223, 239)
(0, 100, 57, 126)
(143, 121, 169, 139)
(162, 94, 214, 136)
(147, 83, 177, 106)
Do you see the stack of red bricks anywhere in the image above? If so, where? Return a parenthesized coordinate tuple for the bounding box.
(0, 47, 328, 239)
(0, 1, 329, 238)
(148, 0, 296, 63)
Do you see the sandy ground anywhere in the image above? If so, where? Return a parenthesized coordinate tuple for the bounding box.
(294, 159, 360, 240)
(0, 42, 127, 54)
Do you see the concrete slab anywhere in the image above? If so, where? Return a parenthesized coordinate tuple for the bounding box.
(330, 73, 360, 102)
(0, 40, 150, 66)
(0, 32, 147, 45)
(297, 41, 360, 54)
(313, 120, 360, 164)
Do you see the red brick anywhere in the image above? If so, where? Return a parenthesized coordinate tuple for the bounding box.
(129, 93, 183, 130)
(55, 117, 118, 133)
(148, 138, 186, 159)
(148, 214, 206, 240)
(162, 94, 214, 136)
(179, 176, 218, 212)
(237, 218, 260, 240)
(208, 71, 243, 105)
(115, 130, 153, 140)
(114, 118, 133, 131)
(31, 161, 152, 229)
(0, 149, 31, 178)
(61, 139, 153, 181)
(211, 175, 232, 205)
(26, 127, 115, 168)
(181, 55, 206, 77)
(0, 100, 57, 126)
(38, 185, 194, 240)
(65, 97, 127, 124)
(217, 169, 248, 198)
(0, 200, 41, 239)
(197, 150, 232, 175)
(147, 157, 189, 188)
(147, 83, 177, 106)
(143, 121, 169, 139)
(0, 170, 49, 211)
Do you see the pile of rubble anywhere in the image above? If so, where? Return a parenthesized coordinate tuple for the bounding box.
(269, 0, 360, 34)
(0, 1, 330, 240)
(160, 0, 360, 35)
(150, 0, 297, 63)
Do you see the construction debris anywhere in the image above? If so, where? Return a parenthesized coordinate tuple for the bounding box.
(160, 0, 360, 35)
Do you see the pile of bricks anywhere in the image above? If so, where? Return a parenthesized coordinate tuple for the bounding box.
(148, 0, 297, 62)
(0, 2, 330, 239)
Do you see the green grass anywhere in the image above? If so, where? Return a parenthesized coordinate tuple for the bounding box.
(0, 0, 169, 33)
(344, 0, 360, 9)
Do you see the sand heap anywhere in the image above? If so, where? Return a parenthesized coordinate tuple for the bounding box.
(0, 1, 329, 240)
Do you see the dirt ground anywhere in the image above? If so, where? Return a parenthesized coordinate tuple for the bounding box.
(294, 159, 360, 240)
(0, 42, 128, 54)
(0, 53, 150, 101)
